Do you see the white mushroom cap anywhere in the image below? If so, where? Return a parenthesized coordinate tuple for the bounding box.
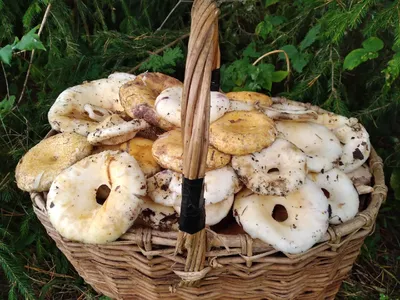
(155, 86, 230, 127)
(47, 151, 146, 244)
(276, 121, 342, 173)
(83, 104, 112, 122)
(346, 164, 372, 186)
(209, 92, 231, 122)
(168, 166, 241, 205)
(233, 179, 329, 254)
(87, 114, 150, 145)
(309, 168, 359, 225)
(107, 72, 136, 81)
(147, 170, 181, 206)
(174, 195, 234, 226)
(135, 196, 179, 231)
(334, 122, 371, 173)
(48, 74, 134, 136)
(259, 102, 319, 121)
(232, 138, 307, 196)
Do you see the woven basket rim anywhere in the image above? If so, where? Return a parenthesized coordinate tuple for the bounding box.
(30, 98, 388, 258)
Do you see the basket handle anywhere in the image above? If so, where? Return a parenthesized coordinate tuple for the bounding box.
(175, 0, 220, 286)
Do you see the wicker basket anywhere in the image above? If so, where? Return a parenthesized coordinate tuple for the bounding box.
(31, 1, 388, 299)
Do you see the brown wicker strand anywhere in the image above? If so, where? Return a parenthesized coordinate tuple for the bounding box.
(175, 0, 219, 287)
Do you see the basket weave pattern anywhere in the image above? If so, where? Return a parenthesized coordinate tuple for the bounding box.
(31, 143, 387, 300)
(30, 0, 388, 298)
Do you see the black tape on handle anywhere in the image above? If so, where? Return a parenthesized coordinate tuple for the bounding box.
(210, 68, 220, 91)
(179, 177, 206, 234)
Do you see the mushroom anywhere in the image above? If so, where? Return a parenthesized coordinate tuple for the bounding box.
(83, 104, 112, 122)
(231, 138, 307, 196)
(15, 132, 92, 192)
(174, 195, 234, 226)
(120, 137, 161, 177)
(226, 91, 272, 111)
(91, 144, 122, 155)
(134, 196, 179, 231)
(48, 72, 135, 136)
(149, 167, 240, 207)
(346, 164, 372, 185)
(209, 111, 277, 155)
(151, 129, 231, 173)
(258, 103, 318, 121)
(305, 113, 371, 173)
(46, 151, 146, 244)
(276, 121, 342, 173)
(346, 164, 373, 195)
(87, 114, 149, 145)
(309, 168, 359, 225)
(168, 166, 242, 205)
(333, 121, 371, 173)
(147, 170, 181, 207)
(119, 72, 182, 131)
(233, 180, 329, 254)
(155, 86, 230, 127)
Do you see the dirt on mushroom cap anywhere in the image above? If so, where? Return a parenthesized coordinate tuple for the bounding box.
(152, 129, 231, 173)
(209, 111, 277, 155)
(15, 132, 93, 192)
(46, 150, 146, 244)
(233, 180, 329, 254)
(87, 114, 150, 146)
(119, 72, 182, 131)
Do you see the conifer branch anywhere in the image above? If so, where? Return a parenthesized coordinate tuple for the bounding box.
(17, 3, 52, 106)
(129, 32, 190, 73)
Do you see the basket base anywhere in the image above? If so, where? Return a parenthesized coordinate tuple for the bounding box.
(34, 204, 366, 300)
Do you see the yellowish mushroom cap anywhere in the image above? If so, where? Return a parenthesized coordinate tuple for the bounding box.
(15, 132, 92, 192)
(226, 91, 273, 111)
(152, 129, 231, 173)
(209, 111, 277, 155)
(136, 72, 183, 95)
(120, 137, 161, 177)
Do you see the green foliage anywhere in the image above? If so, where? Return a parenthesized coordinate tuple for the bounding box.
(299, 24, 320, 51)
(0, 26, 45, 66)
(0, 44, 13, 65)
(0, 96, 15, 117)
(221, 52, 288, 92)
(279, 45, 310, 73)
(256, 15, 286, 40)
(343, 37, 384, 70)
(140, 47, 184, 74)
(14, 26, 46, 51)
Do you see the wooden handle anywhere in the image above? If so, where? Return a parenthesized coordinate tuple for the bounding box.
(175, 0, 220, 287)
(179, 0, 219, 235)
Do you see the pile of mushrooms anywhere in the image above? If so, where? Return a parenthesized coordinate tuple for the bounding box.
(15, 72, 373, 254)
